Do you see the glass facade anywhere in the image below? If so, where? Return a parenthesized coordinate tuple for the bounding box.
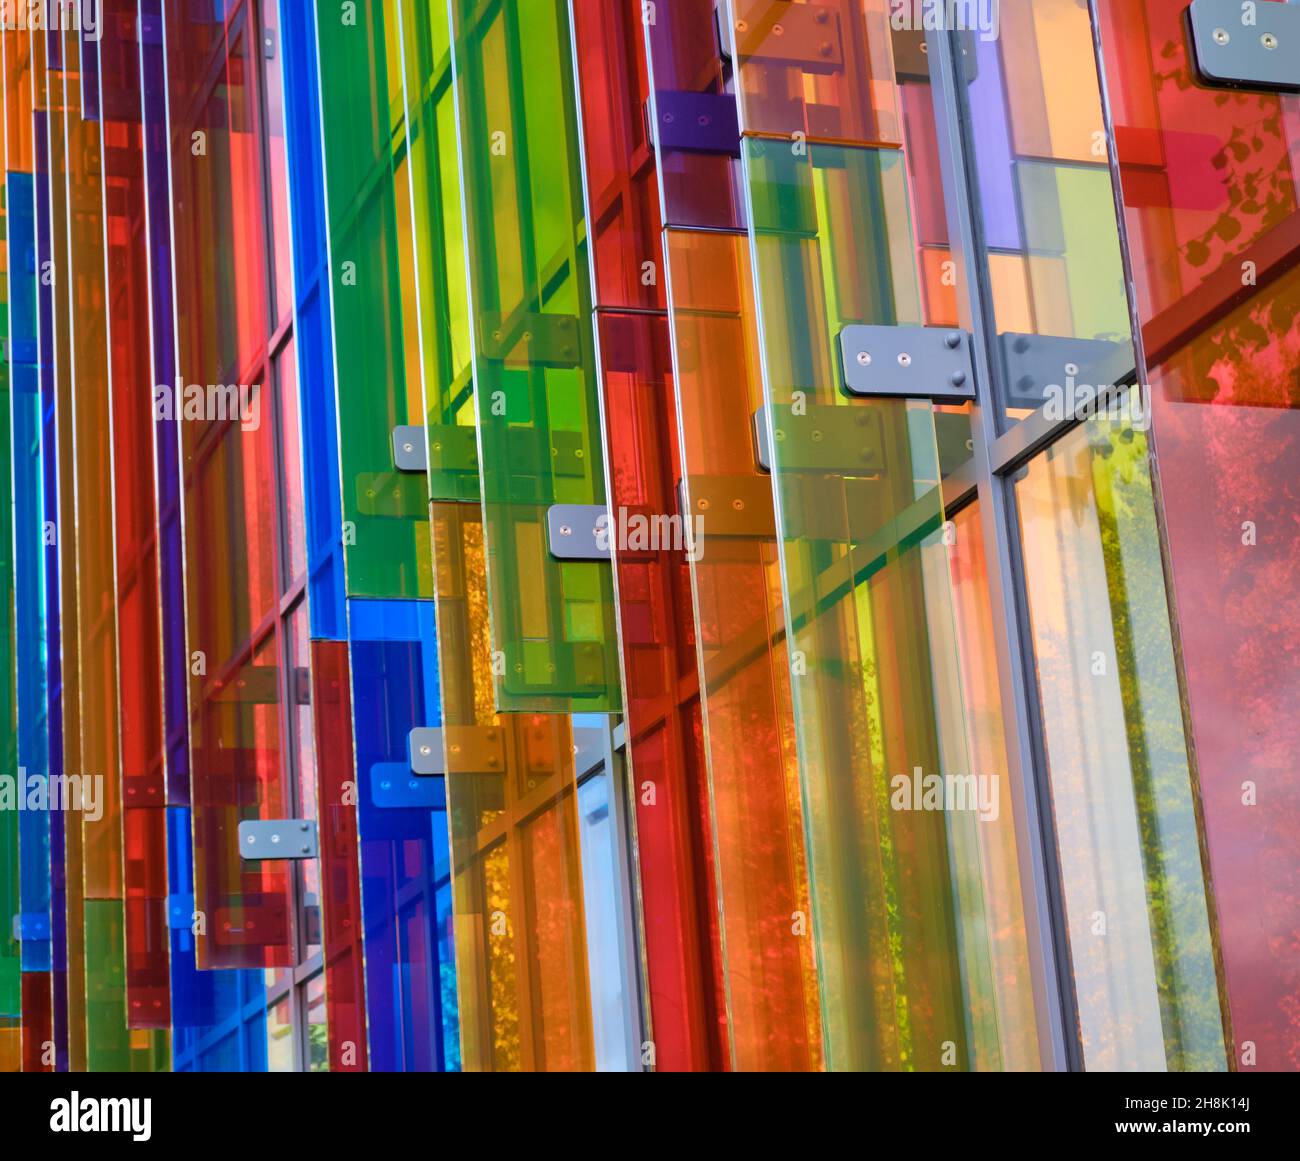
(0, 0, 1295, 1076)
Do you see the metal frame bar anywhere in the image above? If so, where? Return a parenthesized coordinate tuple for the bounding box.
(925, 26, 1082, 1072)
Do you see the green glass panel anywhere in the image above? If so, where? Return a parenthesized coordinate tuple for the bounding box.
(317, 0, 433, 599)
(84, 901, 169, 1072)
(400, 0, 598, 1070)
(742, 137, 1012, 1070)
(398, 0, 477, 502)
(448, 0, 620, 713)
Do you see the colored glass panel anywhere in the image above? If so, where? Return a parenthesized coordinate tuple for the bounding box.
(1094, 0, 1300, 1073)
(663, 227, 823, 1071)
(572, 0, 729, 1071)
(430, 504, 595, 1072)
(957, 0, 1134, 428)
(315, 0, 432, 601)
(138, 0, 189, 810)
(164, 4, 296, 969)
(448, 0, 620, 713)
(1016, 391, 1225, 1071)
(731, 12, 1035, 1068)
(346, 598, 459, 1073)
(279, 0, 346, 641)
(945, 503, 1040, 1071)
(99, 1, 169, 1033)
(643, 0, 747, 231)
(310, 640, 366, 1071)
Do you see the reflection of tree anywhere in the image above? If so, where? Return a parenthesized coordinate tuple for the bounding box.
(1091, 412, 1224, 1071)
(1154, 40, 1297, 274)
(1159, 277, 1300, 1069)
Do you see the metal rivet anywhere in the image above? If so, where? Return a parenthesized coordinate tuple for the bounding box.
(1262, 32, 1278, 50)
(1213, 27, 1229, 45)
(950, 372, 967, 388)
(856, 351, 871, 366)
(945, 332, 963, 350)
(898, 352, 912, 368)
(560, 525, 572, 536)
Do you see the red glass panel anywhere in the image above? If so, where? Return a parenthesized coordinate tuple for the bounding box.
(1095, 0, 1300, 1070)
(101, 0, 170, 1030)
(572, 0, 728, 1072)
(165, 6, 295, 968)
(20, 972, 52, 1072)
(311, 641, 368, 1072)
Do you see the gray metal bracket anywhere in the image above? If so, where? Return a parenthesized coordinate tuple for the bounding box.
(840, 325, 975, 403)
(238, 819, 318, 861)
(481, 312, 582, 367)
(410, 726, 507, 776)
(392, 425, 428, 473)
(999, 332, 1135, 410)
(1188, 0, 1300, 92)
(547, 504, 612, 561)
(754, 402, 888, 473)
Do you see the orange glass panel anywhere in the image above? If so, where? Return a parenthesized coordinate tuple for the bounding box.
(665, 228, 823, 1071)
(431, 503, 595, 1072)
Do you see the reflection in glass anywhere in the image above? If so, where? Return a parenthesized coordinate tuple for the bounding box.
(1016, 392, 1224, 1071)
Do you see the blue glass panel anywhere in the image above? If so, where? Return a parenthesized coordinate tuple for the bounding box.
(346, 598, 459, 1072)
(166, 807, 268, 1073)
(9, 165, 51, 976)
(280, 0, 346, 642)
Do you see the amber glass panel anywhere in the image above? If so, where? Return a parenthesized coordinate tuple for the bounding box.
(726, 0, 901, 144)
(664, 228, 823, 1071)
(431, 503, 595, 1072)
(1016, 392, 1225, 1071)
(945, 504, 1039, 1071)
(1094, 0, 1300, 1071)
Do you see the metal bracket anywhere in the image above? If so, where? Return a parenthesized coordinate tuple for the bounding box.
(238, 819, 318, 861)
(755, 402, 888, 473)
(680, 474, 777, 539)
(356, 471, 428, 518)
(393, 426, 428, 473)
(371, 763, 446, 810)
(167, 893, 196, 930)
(891, 29, 979, 85)
(548, 504, 612, 561)
(840, 325, 975, 403)
(999, 332, 1135, 410)
(410, 726, 507, 776)
(14, 912, 51, 941)
(652, 90, 740, 156)
(481, 312, 582, 368)
(730, 3, 844, 73)
(1188, 0, 1300, 92)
